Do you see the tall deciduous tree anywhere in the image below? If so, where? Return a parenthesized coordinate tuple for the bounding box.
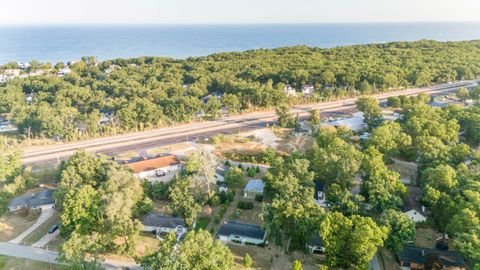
(139, 230, 234, 270)
(378, 209, 416, 253)
(320, 212, 388, 270)
(356, 96, 383, 129)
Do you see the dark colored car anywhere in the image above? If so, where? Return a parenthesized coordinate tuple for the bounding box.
(48, 224, 60, 234)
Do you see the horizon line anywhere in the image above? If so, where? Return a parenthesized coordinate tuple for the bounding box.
(1, 20, 480, 27)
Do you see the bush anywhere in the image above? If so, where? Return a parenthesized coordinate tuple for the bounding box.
(231, 209, 241, 219)
(246, 167, 256, 177)
(237, 201, 254, 210)
(214, 214, 222, 224)
(219, 190, 235, 204)
(255, 194, 263, 202)
(255, 166, 261, 173)
(207, 194, 221, 207)
(244, 253, 253, 268)
(225, 167, 244, 186)
(224, 160, 231, 167)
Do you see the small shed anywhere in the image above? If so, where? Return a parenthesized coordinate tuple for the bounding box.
(243, 179, 265, 199)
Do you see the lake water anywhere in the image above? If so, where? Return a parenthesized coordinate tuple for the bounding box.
(1, 22, 480, 64)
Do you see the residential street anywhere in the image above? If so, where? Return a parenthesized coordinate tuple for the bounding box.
(0, 242, 143, 270)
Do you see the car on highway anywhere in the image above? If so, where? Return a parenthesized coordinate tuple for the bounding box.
(48, 224, 60, 234)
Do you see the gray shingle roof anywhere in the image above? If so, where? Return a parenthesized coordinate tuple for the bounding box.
(8, 189, 55, 210)
(244, 179, 265, 193)
(397, 246, 466, 269)
(141, 214, 185, 229)
(217, 221, 266, 240)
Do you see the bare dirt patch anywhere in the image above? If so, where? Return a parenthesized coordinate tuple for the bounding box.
(415, 226, 442, 249)
(0, 211, 41, 242)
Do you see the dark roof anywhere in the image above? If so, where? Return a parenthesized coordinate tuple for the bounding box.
(397, 246, 466, 269)
(308, 234, 324, 247)
(8, 189, 55, 209)
(217, 221, 266, 240)
(314, 181, 324, 200)
(141, 214, 185, 229)
(28, 189, 55, 208)
(402, 193, 426, 215)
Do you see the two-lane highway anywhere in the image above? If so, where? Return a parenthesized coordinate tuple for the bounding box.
(22, 81, 477, 166)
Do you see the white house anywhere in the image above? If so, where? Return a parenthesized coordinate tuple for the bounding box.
(403, 198, 428, 223)
(8, 189, 55, 212)
(301, 85, 315, 96)
(283, 85, 297, 97)
(18, 62, 31, 70)
(217, 221, 266, 246)
(313, 181, 327, 208)
(125, 154, 181, 182)
(141, 214, 189, 240)
(322, 112, 366, 132)
(244, 179, 265, 199)
(104, 64, 120, 75)
(57, 67, 72, 76)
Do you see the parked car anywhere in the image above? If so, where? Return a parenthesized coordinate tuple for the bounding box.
(48, 224, 60, 234)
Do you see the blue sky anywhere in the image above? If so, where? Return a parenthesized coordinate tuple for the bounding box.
(1, 0, 479, 24)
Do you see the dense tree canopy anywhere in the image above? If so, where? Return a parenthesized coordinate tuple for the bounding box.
(139, 230, 234, 270)
(57, 151, 145, 260)
(2, 40, 480, 141)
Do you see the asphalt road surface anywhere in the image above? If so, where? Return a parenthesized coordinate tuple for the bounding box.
(22, 81, 477, 167)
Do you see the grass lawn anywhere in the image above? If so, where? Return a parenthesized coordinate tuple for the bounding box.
(195, 216, 211, 231)
(135, 233, 160, 257)
(0, 255, 61, 270)
(415, 226, 442, 249)
(22, 211, 60, 245)
(0, 211, 41, 242)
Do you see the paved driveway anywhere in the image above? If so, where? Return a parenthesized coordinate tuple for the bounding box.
(8, 208, 54, 244)
(32, 229, 60, 248)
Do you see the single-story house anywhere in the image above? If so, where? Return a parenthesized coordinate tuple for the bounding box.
(301, 85, 315, 96)
(322, 112, 366, 132)
(403, 196, 428, 223)
(217, 221, 266, 246)
(8, 189, 55, 212)
(141, 214, 189, 240)
(313, 180, 327, 208)
(307, 235, 326, 253)
(283, 85, 297, 97)
(57, 67, 72, 76)
(397, 246, 466, 270)
(244, 179, 265, 199)
(125, 154, 181, 182)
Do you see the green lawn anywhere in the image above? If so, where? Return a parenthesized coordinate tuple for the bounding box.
(0, 255, 61, 270)
(22, 212, 60, 245)
(195, 217, 211, 231)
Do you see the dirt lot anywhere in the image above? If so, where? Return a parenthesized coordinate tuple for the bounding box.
(229, 244, 325, 270)
(0, 211, 41, 242)
(415, 226, 442, 248)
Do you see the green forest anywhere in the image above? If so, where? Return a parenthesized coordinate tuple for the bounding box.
(1, 39, 480, 141)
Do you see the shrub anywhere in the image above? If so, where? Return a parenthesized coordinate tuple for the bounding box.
(224, 160, 231, 167)
(237, 163, 244, 170)
(246, 167, 256, 177)
(237, 201, 254, 210)
(255, 166, 261, 173)
(254, 194, 263, 202)
(225, 167, 244, 186)
(243, 253, 253, 267)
